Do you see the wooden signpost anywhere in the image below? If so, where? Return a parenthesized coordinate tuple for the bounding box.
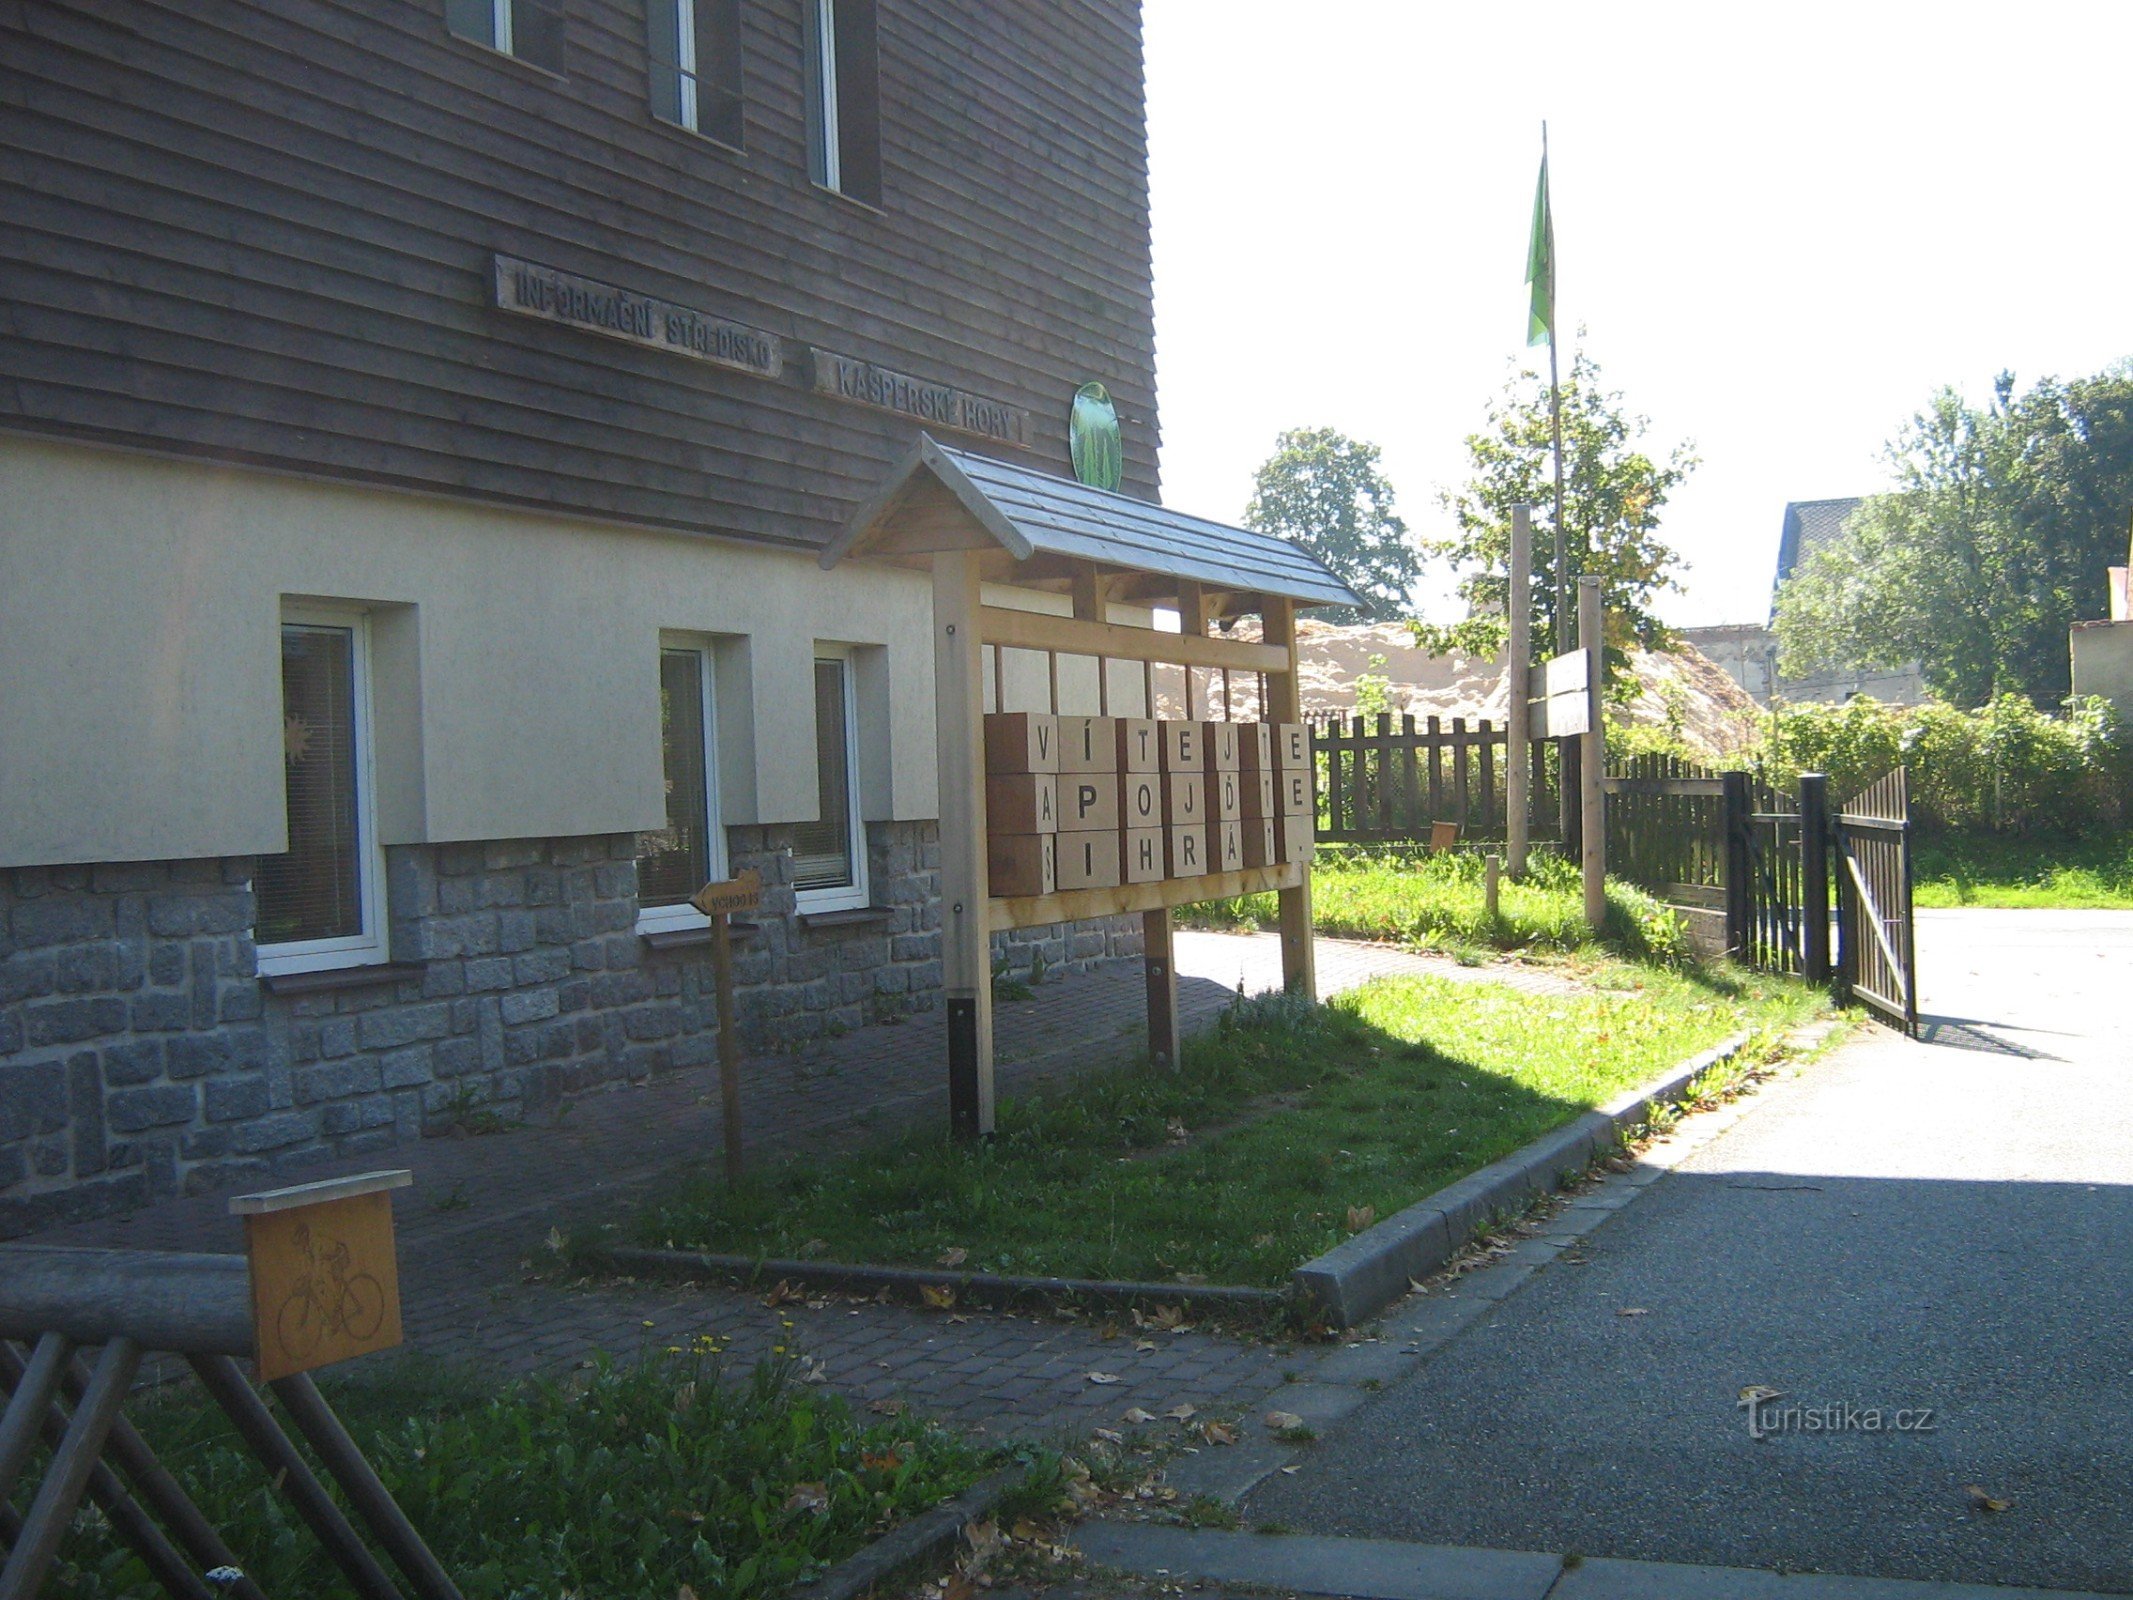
(690, 867, 763, 1186)
(231, 1170, 410, 1383)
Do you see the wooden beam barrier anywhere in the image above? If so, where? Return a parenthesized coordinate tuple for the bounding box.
(0, 1247, 255, 1356)
(988, 861, 1304, 932)
(978, 607, 1288, 675)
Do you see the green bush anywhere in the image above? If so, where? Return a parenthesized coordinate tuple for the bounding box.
(1753, 694, 2130, 835)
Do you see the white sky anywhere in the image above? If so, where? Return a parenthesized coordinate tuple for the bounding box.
(1141, 1, 2133, 627)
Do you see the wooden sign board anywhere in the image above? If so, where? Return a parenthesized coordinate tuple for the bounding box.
(690, 868, 764, 918)
(232, 1170, 411, 1381)
(1528, 648, 1594, 740)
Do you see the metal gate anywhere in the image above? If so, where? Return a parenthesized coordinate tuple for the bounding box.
(1834, 768, 1917, 1035)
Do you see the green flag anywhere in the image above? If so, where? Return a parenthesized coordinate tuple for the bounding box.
(1525, 149, 1554, 348)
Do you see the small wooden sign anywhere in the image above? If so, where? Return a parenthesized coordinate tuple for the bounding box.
(690, 868, 764, 918)
(232, 1170, 411, 1381)
(1528, 647, 1594, 739)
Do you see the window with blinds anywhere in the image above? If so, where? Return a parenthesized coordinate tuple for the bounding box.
(638, 646, 720, 911)
(648, 0, 744, 148)
(791, 657, 865, 906)
(258, 623, 367, 948)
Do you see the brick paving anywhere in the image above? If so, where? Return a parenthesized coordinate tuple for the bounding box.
(32, 933, 1578, 1441)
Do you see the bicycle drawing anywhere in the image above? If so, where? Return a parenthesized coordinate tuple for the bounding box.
(273, 1219, 387, 1363)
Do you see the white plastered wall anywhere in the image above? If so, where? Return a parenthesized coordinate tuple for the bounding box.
(0, 433, 939, 866)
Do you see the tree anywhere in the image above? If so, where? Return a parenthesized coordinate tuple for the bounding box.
(1422, 345, 1696, 665)
(1245, 428, 1417, 623)
(1775, 366, 2133, 707)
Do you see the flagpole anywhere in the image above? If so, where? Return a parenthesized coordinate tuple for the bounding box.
(1545, 122, 1568, 655)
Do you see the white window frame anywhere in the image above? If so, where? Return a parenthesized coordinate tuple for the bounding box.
(257, 607, 390, 977)
(793, 648, 870, 913)
(636, 639, 728, 936)
(811, 0, 842, 192)
(673, 0, 700, 131)
(492, 0, 515, 54)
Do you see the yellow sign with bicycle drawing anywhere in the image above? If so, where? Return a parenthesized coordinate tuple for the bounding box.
(230, 1170, 410, 1381)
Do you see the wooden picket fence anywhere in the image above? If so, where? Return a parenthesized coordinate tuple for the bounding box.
(1313, 712, 1559, 843)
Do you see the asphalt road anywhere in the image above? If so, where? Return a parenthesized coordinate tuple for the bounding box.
(1244, 910, 2133, 1593)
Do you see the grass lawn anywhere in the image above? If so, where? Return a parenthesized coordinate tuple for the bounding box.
(1914, 830, 2133, 909)
(627, 963, 1823, 1292)
(37, 1351, 998, 1600)
(1174, 846, 1689, 961)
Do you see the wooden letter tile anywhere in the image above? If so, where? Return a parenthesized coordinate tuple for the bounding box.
(1158, 720, 1200, 772)
(1275, 768, 1312, 817)
(1237, 722, 1275, 772)
(986, 712, 1059, 774)
(1209, 767, 1243, 821)
(1122, 826, 1165, 884)
(1164, 772, 1206, 827)
(1201, 720, 1241, 772)
(1205, 818, 1245, 873)
(1056, 829, 1122, 890)
(1271, 723, 1309, 769)
(989, 833, 1056, 897)
(1166, 822, 1205, 878)
(986, 773, 1057, 834)
(1241, 817, 1278, 868)
(1114, 718, 1161, 773)
(1061, 774, 1120, 831)
(1119, 771, 1162, 830)
(1058, 715, 1119, 774)
(1238, 771, 1276, 819)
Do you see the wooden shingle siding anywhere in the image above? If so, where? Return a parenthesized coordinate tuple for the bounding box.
(0, 0, 1159, 545)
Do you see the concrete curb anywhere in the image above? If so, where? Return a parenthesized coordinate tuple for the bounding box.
(586, 1245, 1287, 1315)
(1290, 1029, 1755, 1327)
(790, 1465, 1022, 1600)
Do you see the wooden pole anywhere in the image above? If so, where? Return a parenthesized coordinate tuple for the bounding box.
(271, 1373, 465, 1600)
(0, 1337, 141, 1600)
(713, 910, 743, 1186)
(1142, 909, 1178, 1069)
(934, 550, 994, 1139)
(190, 1354, 407, 1600)
(1506, 503, 1532, 875)
(1262, 597, 1316, 1000)
(0, 1333, 70, 1505)
(1485, 852, 1502, 920)
(1579, 576, 1606, 932)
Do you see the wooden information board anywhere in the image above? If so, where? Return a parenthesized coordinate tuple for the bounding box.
(230, 1170, 411, 1381)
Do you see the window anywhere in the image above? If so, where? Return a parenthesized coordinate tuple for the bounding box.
(649, 0, 744, 147)
(637, 644, 726, 932)
(804, 0, 881, 205)
(445, 0, 566, 75)
(257, 612, 388, 975)
(792, 654, 869, 911)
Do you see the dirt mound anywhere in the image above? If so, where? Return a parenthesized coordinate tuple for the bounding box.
(1172, 618, 1761, 760)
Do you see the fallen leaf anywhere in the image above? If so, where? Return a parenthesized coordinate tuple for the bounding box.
(678, 1587, 700, 1600)
(1738, 1385, 1784, 1405)
(919, 1284, 957, 1310)
(799, 1358, 830, 1385)
(963, 1518, 1003, 1557)
(762, 1279, 801, 1308)
(1280, 1465, 1301, 1475)
(1122, 1407, 1157, 1424)
(544, 1226, 566, 1254)
(1165, 1118, 1189, 1143)
(1964, 1484, 2012, 1513)
(1148, 1304, 1186, 1331)
(1086, 1371, 1120, 1385)
(1266, 1408, 1306, 1432)
(1175, 1272, 1208, 1286)
(1091, 1427, 1124, 1444)
(946, 1313, 970, 1325)
(868, 1397, 907, 1416)
(937, 1247, 969, 1268)
(1346, 1205, 1377, 1234)
(783, 1482, 829, 1515)
(1134, 1339, 1158, 1352)
(942, 1576, 977, 1600)
(861, 1451, 902, 1472)
(1163, 1403, 1198, 1422)
(1201, 1420, 1237, 1446)
(798, 1237, 827, 1258)
(1616, 1306, 1650, 1318)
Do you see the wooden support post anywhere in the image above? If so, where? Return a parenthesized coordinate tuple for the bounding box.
(1579, 576, 1606, 932)
(272, 1373, 465, 1600)
(934, 550, 994, 1139)
(1800, 771, 1832, 983)
(1176, 581, 1207, 719)
(1142, 908, 1178, 1069)
(191, 1354, 408, 1600)
(1261, 597, 1316, 999)
(1072, 568, 1110, 715)
(0, 1336, 141, 1600)
(1722, 770, 1753, 959)
(1506, 503, 1532, 875)
(714, 910, 743, 1186)
(1485, 853, 1502, 920)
